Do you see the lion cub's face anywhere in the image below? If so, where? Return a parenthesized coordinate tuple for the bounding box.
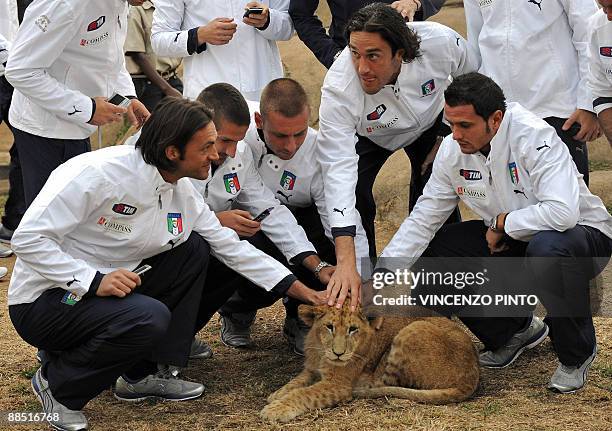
(299, 305, 374, 364)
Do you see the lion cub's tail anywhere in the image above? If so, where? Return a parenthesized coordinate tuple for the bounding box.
(353, 386, 470, 404)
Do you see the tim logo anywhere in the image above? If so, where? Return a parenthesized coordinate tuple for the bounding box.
(459, 169, 482, 180)
(112, 203, 137, 216)
(366, 104, 387, 121)
(87, 16, 105, 32)
(601, 47, 612, 57)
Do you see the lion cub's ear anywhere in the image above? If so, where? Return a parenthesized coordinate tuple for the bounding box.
(298, 304, 328, 326)
(368, 316, 384, 331)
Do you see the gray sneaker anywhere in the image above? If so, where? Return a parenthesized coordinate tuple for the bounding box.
(190, 337, 213, 359)
(31, 367, 88, 431)
(0, 224, 13, 244)
(113, 365, 204, 402)
(479, 316, 549, 368)
(283, 316, 311, 356)
(219, 313, 255, 348)
(0, 243, 12, 257)
(548, 346, 597, 394)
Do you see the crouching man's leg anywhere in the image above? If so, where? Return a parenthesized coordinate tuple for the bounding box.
(9, 232, 209, 430)
(524, 226, 612, 393)
(114, 232, 210, 400)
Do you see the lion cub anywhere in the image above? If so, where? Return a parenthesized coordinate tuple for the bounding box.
(260, 304, 479, 423)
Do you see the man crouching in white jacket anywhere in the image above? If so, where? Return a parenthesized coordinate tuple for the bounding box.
(376, 73, 612, 395)
(7, 98, 328, 431)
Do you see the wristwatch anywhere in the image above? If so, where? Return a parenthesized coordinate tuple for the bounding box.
(489, 215, 502, 232)
(313, 261, 333, 280)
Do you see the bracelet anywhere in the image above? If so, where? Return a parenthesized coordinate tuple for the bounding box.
(313, 261, 333, 280)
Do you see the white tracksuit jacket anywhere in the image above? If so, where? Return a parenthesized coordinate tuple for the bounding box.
(317, 21, 479, 232)
(464, 0, 598, 119)
(5, 0, 136, 140)
(0, 0, 17, 77)
(151, 0, 293, 101)
(242, 103, 370, 261)
(190, 141, 316, 262)
(589, 9, 612, 115)
(0, 33, 8, 77)
(0, 0, 18, 43)
(379, 103, 612, 271)
(8, 145, 293, 306)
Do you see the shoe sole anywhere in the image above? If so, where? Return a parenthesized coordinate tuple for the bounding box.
(189, 351, 213, 359)
(113, 390, 204, 403)
(483, 323, 550, 369)
(547, 348, 597, 394)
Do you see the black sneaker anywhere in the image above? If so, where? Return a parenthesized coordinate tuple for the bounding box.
(283, 316, 311, 356)
(113, 365, 204, 402)
(219, 312, 255, 348)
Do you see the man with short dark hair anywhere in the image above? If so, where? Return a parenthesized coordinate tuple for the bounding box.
(376, 72, 612, 394)
(205, 78, 370, 354)
(191, 83, 337, 354)
(8, 97, 328, 430)
(316, 3, 479, 308)
(289, 0, 446, 69)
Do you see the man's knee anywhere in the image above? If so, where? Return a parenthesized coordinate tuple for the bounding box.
(121, 295, 171, 345)
(526, 230, 579, 257)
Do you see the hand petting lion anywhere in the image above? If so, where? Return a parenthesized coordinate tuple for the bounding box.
(260, 303, 480, 423)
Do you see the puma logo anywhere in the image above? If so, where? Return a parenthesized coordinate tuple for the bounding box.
(174, 32, 180, 43)
(277, 190, 292, 201)
(536, 142, 550, 151)
(67, 276, 80, 287)
(68, 106, 82, 116)
(527, 0, 542, 11)
(333, 207, 347, 216)
(514, 189, 528, 199)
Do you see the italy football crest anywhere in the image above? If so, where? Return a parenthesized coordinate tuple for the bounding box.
(280, 170, 297, 191)
(223, 173, 241, 194)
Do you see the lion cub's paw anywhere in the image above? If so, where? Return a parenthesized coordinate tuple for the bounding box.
(266, 388, 288, 404)
(260, 400, 301, 423)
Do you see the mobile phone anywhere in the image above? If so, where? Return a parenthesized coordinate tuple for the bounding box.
(243, 7, 264, 18)
(108, 93, 131, 108)
(134, 264, 152, 276)
(253, 207, 273, 222)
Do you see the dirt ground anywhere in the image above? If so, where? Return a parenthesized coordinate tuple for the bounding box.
(1, 2, 612, 430)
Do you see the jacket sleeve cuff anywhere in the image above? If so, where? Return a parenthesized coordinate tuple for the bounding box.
(290, 251, 317, 266)
(271, 274, 297, 296)
(331, 226, 356, 238)
(187, 28, 207, 55)
(256, 14, 271, 31)
(88, 98, 96, 123)
(84, 271, 104, 298)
